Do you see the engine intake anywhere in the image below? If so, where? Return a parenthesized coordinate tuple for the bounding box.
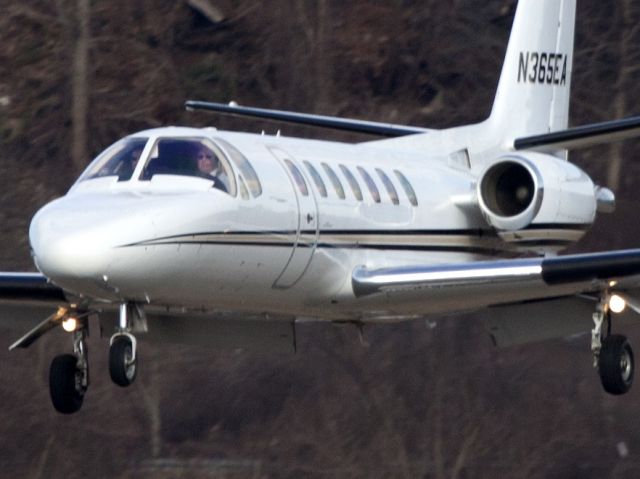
(478, 157, 542, 231)
(477, 154, 597, 250)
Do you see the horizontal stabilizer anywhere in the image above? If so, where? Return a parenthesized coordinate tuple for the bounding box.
(185, 100, 429, 137)
(514, 115, 640, 151)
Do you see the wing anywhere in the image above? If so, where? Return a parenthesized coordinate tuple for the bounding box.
(352, 248, 640, 345)
(352, 248, 640, 298)
(0, 273, 69, 349)
(0, 272, 66, 303)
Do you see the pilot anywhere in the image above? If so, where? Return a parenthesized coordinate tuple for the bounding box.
(195, 146, 229, 192)
(117, 146, 143, 181)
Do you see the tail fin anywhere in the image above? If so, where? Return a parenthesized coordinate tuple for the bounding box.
(489, 0, 576, 139)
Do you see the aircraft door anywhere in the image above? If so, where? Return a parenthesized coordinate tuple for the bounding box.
(268, 147, 319, 288)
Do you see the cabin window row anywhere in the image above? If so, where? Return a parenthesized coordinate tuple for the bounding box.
(285, 160, 418, 206)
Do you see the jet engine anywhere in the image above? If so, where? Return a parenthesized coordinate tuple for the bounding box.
(477, 153, 597, 249)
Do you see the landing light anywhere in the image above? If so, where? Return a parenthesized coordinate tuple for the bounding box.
(609, 295, 627, 314)
(62, 317, 78, 332)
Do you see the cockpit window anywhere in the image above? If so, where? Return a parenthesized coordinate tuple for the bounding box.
(238, 175, 250, 200)
(79, 137, 148, 182)
(215, 137, 262, 197)
(140, 137, 235, 195)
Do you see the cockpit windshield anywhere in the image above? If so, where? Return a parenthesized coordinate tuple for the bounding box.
(79, 137, 148, 182)
(75, 135, 259, 200)
(140, 137, 235, 195)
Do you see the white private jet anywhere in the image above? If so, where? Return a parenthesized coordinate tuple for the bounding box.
(5, 0, 640, 414)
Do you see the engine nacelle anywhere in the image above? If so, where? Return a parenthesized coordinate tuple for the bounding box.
(477, 153, 597, 249)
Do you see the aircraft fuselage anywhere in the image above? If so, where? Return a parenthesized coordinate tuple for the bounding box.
(28, 127, 594, 321)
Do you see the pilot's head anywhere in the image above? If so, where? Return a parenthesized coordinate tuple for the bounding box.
(130, 147, 143, 165)
(196, 147, 218, 174)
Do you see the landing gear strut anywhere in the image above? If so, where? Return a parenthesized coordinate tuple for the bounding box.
(592, 297, 634, 395)
(48, 302, 143, 413)
(49, 323, 89, 414)
(109, 303, 138, 387)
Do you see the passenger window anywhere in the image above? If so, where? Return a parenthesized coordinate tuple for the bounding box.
(215, 137, 262, 197)
(321, 163, 345, 199)
(357, 166, 381, 203)
(140, 138, 233, 194)
(284, 159, 309, 196)
(376, 168, 400, 205)
(339, 165, 363, 201)
(303, 161, 327, 198)
(394, 169, 418, 206)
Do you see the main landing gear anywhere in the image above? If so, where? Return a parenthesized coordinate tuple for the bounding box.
(592, 296, 634, 395)
(49, 302, 140, 414)
(49, 325, 89, 414)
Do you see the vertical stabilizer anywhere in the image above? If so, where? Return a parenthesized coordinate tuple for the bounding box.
(489, 0, 576, 140)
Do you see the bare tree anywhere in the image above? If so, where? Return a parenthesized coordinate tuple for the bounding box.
(70, 0, 90, 173)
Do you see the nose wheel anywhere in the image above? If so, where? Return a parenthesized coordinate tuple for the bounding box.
(108, 302, 139, 387)
(109, 334, 137, 387)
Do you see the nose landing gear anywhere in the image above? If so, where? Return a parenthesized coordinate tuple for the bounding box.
(592, 297, 635, 395)
(48, 302, 143, 414)
(108, 303, 139, 387)
(109, 334, 137, 387)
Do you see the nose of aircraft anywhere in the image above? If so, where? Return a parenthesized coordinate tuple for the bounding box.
(29, 197, 117, 294)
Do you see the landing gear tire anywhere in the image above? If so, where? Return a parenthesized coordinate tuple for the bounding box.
(49, 354, 85, 414)
(109, 336, 137, 387)
(599, 334, 634, 395)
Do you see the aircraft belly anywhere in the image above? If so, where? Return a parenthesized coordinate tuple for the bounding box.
(102, 243, 295, 308)
(98, 310, 297, 352)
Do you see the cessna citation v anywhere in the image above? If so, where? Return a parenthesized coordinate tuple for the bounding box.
(5, 0, 640, 414)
